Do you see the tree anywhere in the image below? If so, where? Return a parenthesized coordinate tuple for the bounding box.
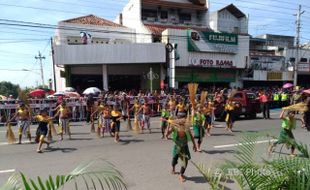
(0, 81, 20, 98)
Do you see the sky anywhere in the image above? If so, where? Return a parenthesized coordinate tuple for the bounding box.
(0, 0, 309, 88)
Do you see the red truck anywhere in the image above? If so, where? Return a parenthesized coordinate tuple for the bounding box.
(214, 90, 261, 120)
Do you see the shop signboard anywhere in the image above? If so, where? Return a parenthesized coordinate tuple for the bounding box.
(298, 63, 310, 72)
(187, 30, 238, 54)
(267, 72, 282, 81)
(189, 57, 235, 68)
(175, 69, 235, 83)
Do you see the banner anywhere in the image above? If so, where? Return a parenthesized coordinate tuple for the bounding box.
(188, 30, 238, 53)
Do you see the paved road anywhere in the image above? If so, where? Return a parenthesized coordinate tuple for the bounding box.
(0, 110, 309, 190)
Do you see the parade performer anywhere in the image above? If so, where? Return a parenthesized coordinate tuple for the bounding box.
(268, 110, 304, 156)
(160, 104, 170, 139)
(166, 119, 197, 182)
(175, 99, 187, 119)
(8, 103, 32, 144)
(203, 102, 214, 136)
(103, 105, 111, 137)
(192, 104, 205, 152)
(111, 106, 122, 142)
(54, 101, 72, 140)
(130, 99, 141, 132)
(138, 102, 152, 133)
(34, 109, 52, 153)
(91, 102, 105, 138)
(169, 97, 177, 117)
(224, 99, 236, 133)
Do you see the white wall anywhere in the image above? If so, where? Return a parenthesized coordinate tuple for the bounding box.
(54, 43, 166, 65)
(54, 65, 66, 91)
(55, 22, 136, 45)
(212, 9, 248, 34)
(117, 0, 153, 43)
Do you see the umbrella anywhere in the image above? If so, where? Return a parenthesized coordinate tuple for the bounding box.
(39, 88, 55, 95)
(302, 89, 310, 94)
(64, 92, 80, 98)
(0, 95, 7, 100)
(29, 89, 46, 97)
(64, 87, 76, 92)
(83, 87, 101, 95)
(53, 91, 65, 96)
(283, 83, 294, 89)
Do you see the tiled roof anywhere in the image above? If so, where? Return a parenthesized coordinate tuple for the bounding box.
(142, 0, 207, 11)
(61, 14, 124, 27)
(145, 24, 212, 36)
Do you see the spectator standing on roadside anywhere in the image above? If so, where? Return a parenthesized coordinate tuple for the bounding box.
(258, 91, 270, 119)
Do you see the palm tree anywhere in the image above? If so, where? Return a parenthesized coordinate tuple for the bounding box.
(0, 159, 127, 190)
(194, 133, 310, 190)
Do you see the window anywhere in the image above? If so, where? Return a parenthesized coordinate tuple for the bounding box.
(300, 58, 308, 63)
(289, 57, 295, 62)
(142, 9, 157, 21)
(179, 13, 191, 23)
(160, 11, 168, 19)
(234, 93, 243, 99)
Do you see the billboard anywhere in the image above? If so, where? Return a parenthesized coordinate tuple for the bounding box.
(187, 30, 238, 54)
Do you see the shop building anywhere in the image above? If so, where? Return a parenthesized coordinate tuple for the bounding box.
(53, 15, 166, 92)
(243, 34, 294, 87)
(117, 1, 249, 88)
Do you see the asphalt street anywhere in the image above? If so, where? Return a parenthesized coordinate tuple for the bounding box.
(0, 109, 309, 190)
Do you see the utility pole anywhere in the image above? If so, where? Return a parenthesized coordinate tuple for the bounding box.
(35, 51, 46, 86)
(294, 5, 304, 86)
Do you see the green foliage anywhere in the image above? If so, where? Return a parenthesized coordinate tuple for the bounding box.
(194, 133, 310, 190)
(0, 81, 20, 98)
(0, 159, 127, 190)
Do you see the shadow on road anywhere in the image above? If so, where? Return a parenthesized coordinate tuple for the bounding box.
(186, 176, 207, 184)
(45, 147, 77, 153)
(119, 139, 144, 145)
(210, 133, 235, 137)
(69, 137, 93, 141)
(203, 150, 235, 155)
(71, 132, 91, 135)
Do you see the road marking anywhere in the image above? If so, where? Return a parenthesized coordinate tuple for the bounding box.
(0, 141, 31, 146)
(214, 139, 277, 149)
(0, 169, 15, 174)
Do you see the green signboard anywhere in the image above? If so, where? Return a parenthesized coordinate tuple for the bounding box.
(188, 30, 238, 53)
(176, 69, 236, 83)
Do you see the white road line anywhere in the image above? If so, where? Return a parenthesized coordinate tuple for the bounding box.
(214, 139, 277, 149)
(0, 169, 15, 174)
(0, 141, 31, 146)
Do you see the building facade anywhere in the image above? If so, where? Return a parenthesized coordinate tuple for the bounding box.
(53, 15, 166, 92)
(243, 34, 294, 87)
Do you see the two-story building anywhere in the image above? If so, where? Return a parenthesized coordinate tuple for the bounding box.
(243, 34, 294, 87)
(116, 1, 249, 88)
(53, 15, 166, 92)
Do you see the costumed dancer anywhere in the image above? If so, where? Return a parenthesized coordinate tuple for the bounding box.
(268, 110, 304, 157)
(103, 105, 111, 137)
(203, 102, 214, 136)
(192, 104, 205, 152)
(169, 97, 177, 117)
(91, 102, 105, 138)
(130, 99, 141, 132)
(175, 99, 187, 119)
(111, 105, 122, 142)
(160, 104, 170, 139)
(224, 99, 235, 133)
(8, 103, 32, 144)
(34, 109, 52, 153)
(54, 101, 72, 140)
(166, 119, 197, 183)
(138, 102, 152, 133)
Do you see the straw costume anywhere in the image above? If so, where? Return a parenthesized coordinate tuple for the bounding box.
(8, 103, 32, 144)
(167, 118, 197, 183)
